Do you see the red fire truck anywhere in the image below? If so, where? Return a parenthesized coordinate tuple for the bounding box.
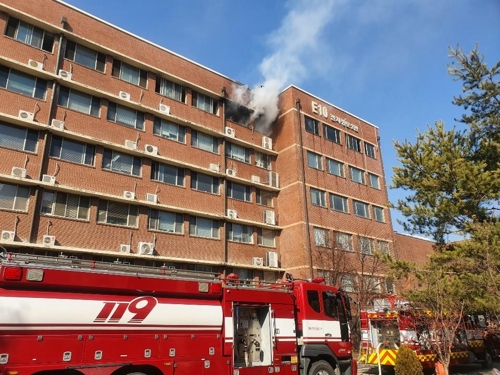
(359, 296, 495, 371)
(0, 252, 356, 375)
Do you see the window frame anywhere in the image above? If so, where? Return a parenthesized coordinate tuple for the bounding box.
(191, 171, 219, 194)
(40, 191, 90, 220)
(227, 181, 252, 202)
(353, 200, 370, 219)
(97, 200, 138, 228)
(0, 122, 38, 153)
(189, 216, 219, 239)
(307, 151, 323, 170)
(326, 158, 345, 178)
(255, 151, 271, 170)
(323, 124, 341, 144)
(57, 86, 101, 116)
(368, 173, 380, 189)
(304, 115, 320, 135)
(153, 117, 186, 143)
(346, 134, 362, 152)
(373, 206, 385, 222)
(111, 58, 148, 88)
(330, 193, 349, 213)
(334, 232, 353, 252)
(5, 17, 54, 52)
(107, 102, 144, 130)
(155, 77, 186, 103)
(49, 135, 95, 166)
(226, 142, 250, 163)
(64, 40, 106, 72)
(148, 209, 183, 233)
(0, 183, 30, 212)
(192, 91, 219, 115)
(151, 161, 185, 187)
(102, 148, 142, 177)
(314, 227, 329, 247)
(256, 189, 273, 207)
(349, 166, 365, 185)
(191, 130, 218, 154)
(310, 188, 326, 207)
(227, 223, 253, 244)
(377, 240, 390, 254)
(0, 65, 47, 99)
(365, 142, 376, 158)
(359, 236, 374, 255)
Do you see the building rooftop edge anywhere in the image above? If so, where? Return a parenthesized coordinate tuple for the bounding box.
(54, 0, 244, 87)
(393, 231, 435, 243)
(282, 84, 379, 130)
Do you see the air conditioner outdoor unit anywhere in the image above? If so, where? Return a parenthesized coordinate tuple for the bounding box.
(266, 251, 279, 268)
(158, 103, 170, 114)
(123, 190, 135, 200)
(144, 144, 158, 155)
(209, 163, 219, 172)
(42, 174, 56, 185)
(262, 136, 272, 150)
(264, 210, 276, 225)
(138, 242, 154, 255)
(43, 235, 56, 246)
(1, 231, 15, 242)
(58, 70, 72, 80)
(226, 169, 236, 177)
(119, 91, 131, 101)
(11, 167, 27, 178)
(227, 209, 237, 219)
(251, 175, 261, 184)
(18, 110, 34, 121)
(146, 193, 158, 203)
(252, 257, 264, 267)
(119, 244, 131, 254)
(125, 140, 137, 149)
(28, 59, 44, 70)
(225, 127, 236, 138)
(51, 119, 65, 130)
(269, 171, 279, 188)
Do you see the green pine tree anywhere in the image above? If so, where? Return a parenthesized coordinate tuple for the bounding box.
(395, 345, 424, 375)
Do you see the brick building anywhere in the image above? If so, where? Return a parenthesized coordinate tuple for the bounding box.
(0, 0, 419, 292)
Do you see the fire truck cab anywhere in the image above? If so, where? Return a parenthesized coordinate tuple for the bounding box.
(0, 252, 356, 375)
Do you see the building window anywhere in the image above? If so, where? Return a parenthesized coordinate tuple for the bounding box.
(155, 77, 186, 102)
(323, 125, 341, 144)
(191, 172, 219, 194)
(189, 216, 219, 238)
(227, 223, 253, 243)
(359, 236, 374, 255)
(40, 191, 90, 220)
(365, 142, 376, 158)
(310, 188, 326, 207)
(97, 200, 138, 227)
(385, 278, 394, 294)
(0, 122, 38, 152)
(112, 59, 147, 88)
(226, 142, 250, 163)
(255, 152, 271, 169)
(368, 173, 380, 189)
(258, 228, 275, 247)
(107, 102, 144, 130)
(335, 232, 353, 251)
(50, 136, 94, 166)
(256, 189, 273, 207)
(58, 86, 101, 116)
(65, 40, 106, 72)
(151, 161, 185, 186)
(330, 193, 348, 213)
(192, 91, 218, 115)
(378, 240, 390, 254)
(363, 275, 382, 293)
(373, 206, 385, 222)
(346, 134, 361, 152)
(148, 209, 183, 233)
(191, 130, 218, 153)
(227, 181, 251, 202)
(304, 115, 320, 135)
(349, 166, 365, 184)
(314, 227, 329, 247)
(326, 158, 344, 178)
(102, 149, 141, 176)
(0, 65, 47, 99)
(0, 183, 30, 211)
(153, 117, 185, 143)
(354, 200, 370, 218)
(5, 17, 54, 52)
(340, 274, 356, 292)
(307, 151, 322, 170)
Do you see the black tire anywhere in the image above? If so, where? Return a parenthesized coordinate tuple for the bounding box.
(308, 360, 336, 375)
(481, 351, 493, 369)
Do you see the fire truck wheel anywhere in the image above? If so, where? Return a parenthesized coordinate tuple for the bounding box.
(481, 351, 493, 369)
(308, 360, 336, 375)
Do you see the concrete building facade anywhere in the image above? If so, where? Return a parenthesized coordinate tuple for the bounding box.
(0, 0, 419, 292)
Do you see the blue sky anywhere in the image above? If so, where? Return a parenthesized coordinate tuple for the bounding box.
(62, 0, 499, 237)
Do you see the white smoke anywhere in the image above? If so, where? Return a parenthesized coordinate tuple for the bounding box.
(231, 0, 341, 135)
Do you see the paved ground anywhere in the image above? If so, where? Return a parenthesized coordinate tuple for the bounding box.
(358, 360, 500, 375)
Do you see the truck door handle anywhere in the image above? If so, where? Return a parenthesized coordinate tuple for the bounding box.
(325, 333, 332, 337)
